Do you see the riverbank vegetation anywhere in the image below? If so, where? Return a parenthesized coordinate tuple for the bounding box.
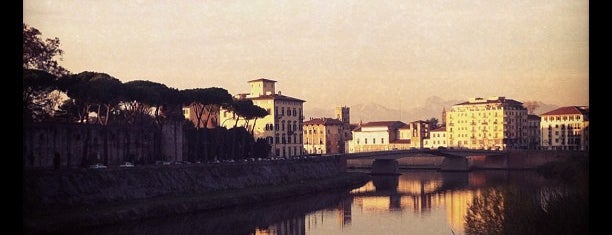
(465, 156, 589, 234)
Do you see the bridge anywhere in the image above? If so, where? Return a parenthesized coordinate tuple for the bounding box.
(330, 149, 509, 173)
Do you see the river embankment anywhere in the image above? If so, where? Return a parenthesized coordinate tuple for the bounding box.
(346, 150, 588, 170)
(23, 157, 370, 234)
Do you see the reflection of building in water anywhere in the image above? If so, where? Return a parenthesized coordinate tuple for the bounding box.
(444, 190, 474, 233)
(337, 198, 352, 226)
(255, 216, 305, 235)
(351, 172, 475, 233)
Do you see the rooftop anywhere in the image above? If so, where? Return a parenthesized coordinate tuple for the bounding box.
(247, 78, 277, 83)
(431, 126, 446, 132)
(249, 94, 305, 102)
(541, 106, 589, 116)
(361, 121, 407, 129)
(303, 118, 343, 125)
(454, 97, 523, 106)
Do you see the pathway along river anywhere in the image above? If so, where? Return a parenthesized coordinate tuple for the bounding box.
(69, 169, 588, 235)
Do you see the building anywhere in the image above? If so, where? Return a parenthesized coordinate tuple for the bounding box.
(424, 126, 447, 149)
(400, 120, 430, 149)
(219, 79, 305, 158)
(347, 121, 411, 153)
(540, 106, 589, 151)
(302, 106, 352, 155)
(303, 118, 344, 154)
(182, 104, 218, 129)
(335, 106, 353, 143)
(446, 96, 527, 150)
(526, 114, 541, 150)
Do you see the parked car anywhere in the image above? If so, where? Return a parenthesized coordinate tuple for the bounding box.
(119, 162, 134, 167)
(89, 163, 107, 169)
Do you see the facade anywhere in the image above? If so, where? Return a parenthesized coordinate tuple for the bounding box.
(527, 114, 541, 150)
(347, 121, 411, 153)
(302, 118, 344, 154)
(335, 106, 353, 143)
(446, 96, 528, 150)
(424, 126, 447, 149)
(399, 120, 430, 149)
(540, 106, 589, 151)
(182, 104, 218, 129)
(219, 79, 305, 158)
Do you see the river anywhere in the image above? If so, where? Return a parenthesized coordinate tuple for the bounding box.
(75, 169, 587, 235)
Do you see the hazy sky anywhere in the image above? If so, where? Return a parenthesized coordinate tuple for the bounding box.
(24, 0, 588, 115)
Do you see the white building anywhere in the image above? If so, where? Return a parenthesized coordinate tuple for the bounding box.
(219, 79, 305, 158)
(424, 126, 447, 149)
(540, 106, 589, 151)
(347, 121, 410, 153)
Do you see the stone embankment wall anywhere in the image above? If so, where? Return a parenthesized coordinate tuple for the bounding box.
(23, 156, 345, 212)
(469, 150, 588, 169)
(348, 151, 588, 170)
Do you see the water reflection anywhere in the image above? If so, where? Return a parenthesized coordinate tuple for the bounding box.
(74, 170, 583, 235)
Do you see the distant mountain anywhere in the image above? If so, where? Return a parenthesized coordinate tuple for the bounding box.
(303, 96, 561, 124)
(533, 102, 560, 115)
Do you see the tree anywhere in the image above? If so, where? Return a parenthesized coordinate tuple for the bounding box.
(122, 80, 180, 126)
(181, 87, 233, 129)
(58, 71, 123, 125)
(23, 24, 69, 76)
(427, 117, 439, 129)
(23, 69, 59, 122)
(522, 101, 540, 114)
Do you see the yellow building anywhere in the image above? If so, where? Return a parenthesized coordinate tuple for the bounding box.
(446, 96, 527, 150)
(303, 118, 344, 154)
(540, 106, 589, 151)
(219, 79, 305, 158)
(424, 126, 447, 149)
(348, 121, 411, 153)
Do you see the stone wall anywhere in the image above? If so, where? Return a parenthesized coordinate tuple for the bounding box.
(23, 156, 346, 212)
(23, 122, 184, 168)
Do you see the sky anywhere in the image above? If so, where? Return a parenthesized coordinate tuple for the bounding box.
(24, 0, 588, 117)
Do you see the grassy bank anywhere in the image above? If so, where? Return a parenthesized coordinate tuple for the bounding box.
(24, 172, 370, 234)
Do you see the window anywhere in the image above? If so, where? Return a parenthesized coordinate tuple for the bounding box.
(365, 138, 368, 144)
(381, 138, 384, 144)
(282, 121, 285, 131)
(373, 138, 376, 144)
(281, 107, 285, 116)
(293, 108, 297, 116)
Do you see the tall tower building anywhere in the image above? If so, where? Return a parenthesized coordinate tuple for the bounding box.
(441, 107, 447, 127)
(335, 106, 350, 125)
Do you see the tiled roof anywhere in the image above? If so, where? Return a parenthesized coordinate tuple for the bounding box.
(455, 98, 523, 106)
(361, 121, 407, 129)
(303, 118, 343, 125)
(527, 114, 541, 120)
(249, 94, 305, 102)
(541, 106, 588, 116)
(431, 126, 446, 132)
(247, 78, 277, 83)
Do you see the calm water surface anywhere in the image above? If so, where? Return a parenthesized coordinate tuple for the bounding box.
(81, 169, 582, 235)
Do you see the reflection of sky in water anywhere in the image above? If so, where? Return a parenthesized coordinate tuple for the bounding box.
(257, 170, 560, 235)
(74, 170, 563, 235)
